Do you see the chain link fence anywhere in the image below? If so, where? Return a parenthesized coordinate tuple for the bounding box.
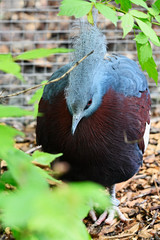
(0, 0, 160, 115)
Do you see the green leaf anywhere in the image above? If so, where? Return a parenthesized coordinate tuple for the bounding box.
(121, 13, 134, 37)
(0, 125, 23, 151)
(32, 150, 63, 184)
(138, 41, 152, 63)
(0, 105, 34, 118)
(29, 183, 109, 239)
(141, 19, 152, 26)
(0, 182, 110, 240)
(142, 57, 158, 84)
(0, 187, 43, 228)
(69, 182, 111, 215)
(32, 151, 62, 166)
(0, 54, 12, 61)
(95, 3, 118, 26)
(150, 38, 160, 47)
(1, 170, 18, 187)
(148, 7, 158, 16)
(0, 125, 23, 163)
(137, 42, 158, 84)
(15, 48, 73, 61)
(59, 0, 92, 18)
(5, 148, 48, 188)
(35, 166, 61, 184)
(0, 127, 48, 189)
(28, 82, 46, 104)
(134, 32, 148, 44)
(87, 9, 94, 25)
(32, 103, 41, 118)
(119, 0, 132, 12)
(130, 10, 148, 18)
(0, 182, 5, 192)
(136, 18, 160, 45)
(149, 4, 160, 17)
(155, 15, 160, 23)
(28, 81, 47, 117)
(130, 0, 149, 10)
(154, 0, 160, 11)
(0, 59, 24, 81)
(151, 3, 160, 15)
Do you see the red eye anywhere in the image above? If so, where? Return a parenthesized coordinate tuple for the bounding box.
(84, 99, 92, 110)
(87, 99, 92, 106)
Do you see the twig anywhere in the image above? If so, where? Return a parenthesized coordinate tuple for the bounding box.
(133, 174, 147, 179)
(0, 89, 7, 103)
(107, 3, 126, 14)
(25, 145, 42, 154)
(150, 205, 160, 211)
(148, 210, 158, 228)
(152, 21, 160, 26)
(103, 233, 136, 239)
(133, 187, 160, 200)
(0, 50, 94, 99)
(0, 89, 5, 97)
(139, 210, 159, 236)
(153, 178, 160, 196)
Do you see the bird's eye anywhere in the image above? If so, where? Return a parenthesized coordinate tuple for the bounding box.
(87, 99, 92, 106)
(84, 99, 92, 110)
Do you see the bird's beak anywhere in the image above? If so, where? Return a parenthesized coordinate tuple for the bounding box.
(72, 113, 83, 135)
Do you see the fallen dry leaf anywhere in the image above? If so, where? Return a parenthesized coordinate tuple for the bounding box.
(138, 228, 153, 238)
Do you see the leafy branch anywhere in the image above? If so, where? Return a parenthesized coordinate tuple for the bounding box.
(0, 50, 94, 100)
(59, 0, 160, 84)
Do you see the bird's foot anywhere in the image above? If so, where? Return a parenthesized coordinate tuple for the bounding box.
(89, 205, 128, 225)
(89, 185, 130, 225)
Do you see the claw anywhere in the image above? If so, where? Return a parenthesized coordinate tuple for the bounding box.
(89, 206, 128, 226)
(88, 184, 129, 225)
(95, 210, 108, 225)
(89, 209, 97, 222)
(104, 206, 128, 225)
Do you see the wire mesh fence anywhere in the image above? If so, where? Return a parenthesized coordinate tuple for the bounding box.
(0, 0, 160, 115)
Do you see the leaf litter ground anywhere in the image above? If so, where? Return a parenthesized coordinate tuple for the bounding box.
(1, 118, 160, 240)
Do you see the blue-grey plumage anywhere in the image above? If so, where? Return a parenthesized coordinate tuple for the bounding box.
(66, 22, 107, 120)
(64, 21, 148, 134)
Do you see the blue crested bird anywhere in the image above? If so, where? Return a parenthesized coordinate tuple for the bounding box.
(36, 17, 151, 224)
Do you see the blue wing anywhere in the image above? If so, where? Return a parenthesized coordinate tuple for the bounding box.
(103, 55, 148, 98)
(42, 63, 72, 102)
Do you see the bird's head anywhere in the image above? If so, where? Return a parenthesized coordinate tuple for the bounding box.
(65, 20, 107, 135)
(65, 62, 106, 135)
(71, 98, 93, 135)
(66, 89, 98, 135)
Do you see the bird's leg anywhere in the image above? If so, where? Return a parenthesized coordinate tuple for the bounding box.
(102, 184, 127, 225)
(89, 184, 128, 225)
